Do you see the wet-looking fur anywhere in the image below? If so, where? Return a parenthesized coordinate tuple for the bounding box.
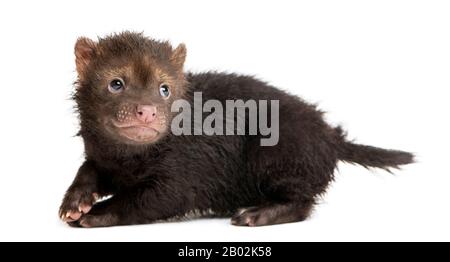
(59, 32, 414, 227)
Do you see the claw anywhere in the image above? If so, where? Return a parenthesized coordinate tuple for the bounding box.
(67, 211, 81, 221)
(92, 193, 100, 201)
(79, 204, 92, 214)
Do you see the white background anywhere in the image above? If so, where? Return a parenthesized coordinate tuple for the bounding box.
(0, 0, 449, 241)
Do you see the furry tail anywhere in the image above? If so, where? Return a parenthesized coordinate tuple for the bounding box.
(339, 142, 415, 171)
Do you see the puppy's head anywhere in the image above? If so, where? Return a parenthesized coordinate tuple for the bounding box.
(74, 32, 187, 145)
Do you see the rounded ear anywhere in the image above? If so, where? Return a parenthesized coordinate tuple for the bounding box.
(75, 37, 97, 77)
(170, 43, 187, 70)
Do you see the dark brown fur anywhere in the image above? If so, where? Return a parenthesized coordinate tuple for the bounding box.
(59, 32, 414, 227)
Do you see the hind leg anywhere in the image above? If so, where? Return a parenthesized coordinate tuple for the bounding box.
(237, 134, 337, 226)
(231, 200, 313, 226)
(230, 161, 325, 227)
(233, 159, 334, 226)
(230, 162, 330, 227)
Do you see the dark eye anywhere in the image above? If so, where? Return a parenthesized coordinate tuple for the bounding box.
(159, 84, 170, 98)
(108, 79, 124, 93)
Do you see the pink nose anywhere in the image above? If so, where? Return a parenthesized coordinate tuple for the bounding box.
(136, 105, 157, 123)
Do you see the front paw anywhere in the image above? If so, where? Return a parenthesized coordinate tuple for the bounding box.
(59, 187, 99, 223)
(72, 200, 120, 228)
